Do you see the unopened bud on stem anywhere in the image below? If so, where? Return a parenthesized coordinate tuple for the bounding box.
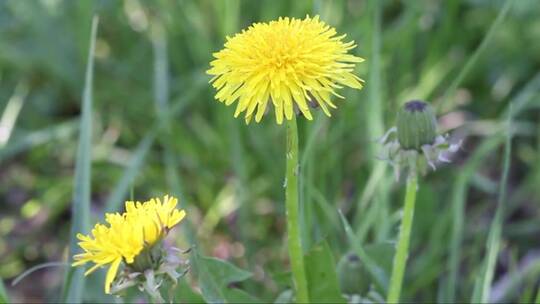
(396, 100, 437, 151)
(337, 252, 369, 295)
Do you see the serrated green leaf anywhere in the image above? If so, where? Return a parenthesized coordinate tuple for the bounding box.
(305, 241, 346, 303)
(194, 252, 252, 303)
(175, 280, 206, 303)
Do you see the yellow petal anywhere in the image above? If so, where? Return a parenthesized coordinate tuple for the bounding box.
(105, 258, 122, 294)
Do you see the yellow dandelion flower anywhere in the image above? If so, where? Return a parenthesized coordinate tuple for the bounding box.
(207, 15, 365, 124)
(72, 195, 186, 294)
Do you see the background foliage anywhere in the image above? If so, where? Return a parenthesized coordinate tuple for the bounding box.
(1, 0, 540, 302)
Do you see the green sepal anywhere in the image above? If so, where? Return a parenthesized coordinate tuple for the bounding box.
(396, 100, 437, 151)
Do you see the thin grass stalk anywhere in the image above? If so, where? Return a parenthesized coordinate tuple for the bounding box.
(445, 135, 505, 301)
(103, 77, 205, 213)
(0, 120, 78, 162)
(286, 115, 309, 303)
(12, 262, 68, 287)
(218, 0, 251, 257)
(0, 279, 8, 303)
(61, 15, 98, 303)
(151, 20, 185, 199)
(438, 0, 513, 113)
(338, 210, 388, 292)
(478, 104, 513, 302)
(387, 175, 418, 303)
(367, 0, 390, 242)
(447, 73, 538, 301)
(354, 0, 390, 240)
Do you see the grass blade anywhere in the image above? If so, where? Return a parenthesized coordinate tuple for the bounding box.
(149, 18, 202, 250)
(472, 104, 514, 302)
(0, 120, 78, 162)
(104, 131, 155, 212)
(338, 210, 388, 293)
(0, 279, 9, 304)
(12, 262, 67, 287)
(438, 0, 514, 112)
(446, 136, 504, 302)
(446, 71, 534, 301)
(104, 76, 206, 212)
(61, 15, 99, 303)
(150, 19, 184, 202)
(0, 81, 28, 148)
(490, 255, 540, 302)
(354, 0, 391, 242)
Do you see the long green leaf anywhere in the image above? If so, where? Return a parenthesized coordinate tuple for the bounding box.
(12, 262, 67, 287)
(305, 241, 346, 303)
(446, 136, 504, 302)
(0, 81, 28, 148)
(438, 0, 514, 112)
(104, 131, 156, 212)
(446, 69, 540, 301)
(338, 210, 388, 293)
(0, 120, 78, 163)
(61, 15, 99, 303)
(472, 104, 514, 302)
(0, 279, 9, 304)
(151, 20, 183, 197)
(356, 0, 391, 242)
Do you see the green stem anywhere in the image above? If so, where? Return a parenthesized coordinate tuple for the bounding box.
(286, 115, 309, 303)
(387, 175, 418, 303)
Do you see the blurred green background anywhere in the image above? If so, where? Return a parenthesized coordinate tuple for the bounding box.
(1, 0, 540, 302)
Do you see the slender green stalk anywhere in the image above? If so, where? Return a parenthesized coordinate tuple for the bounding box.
(0, 278, 9, 303)
(358, 0, 391, 242)
(286, 115, 309, 303)
(447, 137, 504, 302)
(150, 20, 184, 198)
(103, 76, 205, 213)
(387, 175, 418, 303)
(61, 16, 98, 303)
(13, 262, 68, 286)
(438, 0, 513, 113)
(476, 104, 513, 303)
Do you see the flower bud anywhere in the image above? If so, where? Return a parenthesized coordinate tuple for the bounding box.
(337, 252, 369, 295)
(130, 245, 161, 273)
(396, 100, 437, 151)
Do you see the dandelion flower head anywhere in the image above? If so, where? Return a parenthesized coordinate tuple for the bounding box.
(207, 15, 365, 124)
(72, 195, 186, 293)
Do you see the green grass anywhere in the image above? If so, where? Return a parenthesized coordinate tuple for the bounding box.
(0, 279, 8, 304)
(438, 0, 515, 113)
(473, 103, 514, 303)
(60, 15, 98, 303)
(446, 135, 504, 302)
